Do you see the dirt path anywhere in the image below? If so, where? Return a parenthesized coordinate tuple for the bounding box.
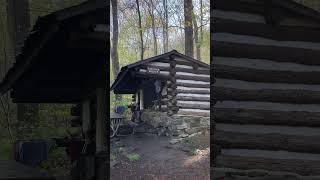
(110, 133, 210, 180)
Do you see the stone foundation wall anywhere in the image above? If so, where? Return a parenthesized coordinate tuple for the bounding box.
(138, 110, 210, 138)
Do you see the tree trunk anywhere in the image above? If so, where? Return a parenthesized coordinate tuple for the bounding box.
(162, 0, 168, 53)
(147, 0, 157, 55)
(184, 0, 194, 57)
(7, 0, 39, 138)
(200, 0, 203, 60)
(111, 0, 121, 101)
(193, 11, 200, 60)
(136, 0, 144, 60)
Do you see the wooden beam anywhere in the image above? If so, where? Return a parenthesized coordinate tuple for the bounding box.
(213, 64, 320, 84)
(177, 88, 210, 94)
(214, 155, 320, 176)
(213, 86, 320, 104)
(177, 95, 210, 101)
(176, 82, 210, 88)
(135, 72, 170, 80)
(214, 130, 320, 153)
(214, 108, 320, 127)
(213, 0, 265, 16)
(213, 18, 320, 42)
(212, 40, 320, 65)
(178, 109, 210, 117)
(176, 74, 210, 82)
(140, 65, 209, 75)
(177, 101, 210, 110)
(82, 100, 91, 134)
(96, 87, 106, 153)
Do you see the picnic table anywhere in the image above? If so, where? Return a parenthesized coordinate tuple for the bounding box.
(110, 112, 125, 138)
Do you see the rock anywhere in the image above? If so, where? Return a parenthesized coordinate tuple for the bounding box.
(200, 117, 210, 126)
(176, 123, 189, 130)
(178, 133, 189, 138)
(188, 132, 202, 138)
(185, 127, 204, 134)
(169, 138, 182, 144)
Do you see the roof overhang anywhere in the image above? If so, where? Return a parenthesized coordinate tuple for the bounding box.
(0, 0, 109, 103)
(111, 50, 210, 94)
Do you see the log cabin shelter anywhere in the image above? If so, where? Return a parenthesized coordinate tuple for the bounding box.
(0, 0, 108, 179)
(212, 0, 320, 177)
(111, 50, 210, 117)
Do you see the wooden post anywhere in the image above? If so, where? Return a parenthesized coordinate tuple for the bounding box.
(96, 88, 106, 152)
(95, 87, 107, 180)
(167, 55, 178, 116)
(82, 100, 91, 135)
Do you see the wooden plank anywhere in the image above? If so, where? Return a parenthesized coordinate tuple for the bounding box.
(213, 0, 265, 17)
(214, 155, 320, 176)
(96, 87, 106, 153)
(178, 109, 210, 117)
(215, 100, 320, 112)
(213, 86, 320, 104)
(177, 95, 210, 101)
(215, 123, 320, 137)
(176, 74, 210, 82)
(214, 130, 320, 153)
(213, 33, 320, 50)
(213, 64, 320, 84)
(140, 65, 209, 75)
(136, 71, 209, 81)
(177, 101, 210, 110)
(212, 40, 320, 65)
(177, 87, 210, 94)
(213, 18, 320, 42)
(212, 9, 265, 23)
(214, 107, 320, 127)
(176, 82, 210, 88)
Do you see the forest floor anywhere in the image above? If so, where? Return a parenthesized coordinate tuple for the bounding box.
(110, 133, 210, 180)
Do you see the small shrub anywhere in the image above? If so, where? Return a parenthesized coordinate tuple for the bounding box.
(126, 153, 140, 162)
(183, 138, 192, 144)
(190, 149, 199, 156)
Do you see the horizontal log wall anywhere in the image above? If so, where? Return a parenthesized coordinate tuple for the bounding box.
(214, 130, 320, 153)
(214, 107, 320, 127)
(141, 60, 210, 117)
(213, 86, 320, 104)
(214, 154, 320, 176)
(213, 64, 320, 84)
(212, 5, 320, 175)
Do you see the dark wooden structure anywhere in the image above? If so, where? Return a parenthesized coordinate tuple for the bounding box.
(0, 1, 108, 179)
(212, 0, 320, 176)
(111, 50, 210, 117)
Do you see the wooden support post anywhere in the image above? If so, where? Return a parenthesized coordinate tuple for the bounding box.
(94, 88, 107, 180)
(96, 88, 106, 152)
(82, 100, 91, 135)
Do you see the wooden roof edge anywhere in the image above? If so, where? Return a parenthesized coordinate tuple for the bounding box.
(0, 24, 60, 95)
(0, 1, 108, 95)
(126, 50, 209, 69)
(270, 0, 320, 24)
(110, 50, 210, 92)
(214, 0, 320, 24)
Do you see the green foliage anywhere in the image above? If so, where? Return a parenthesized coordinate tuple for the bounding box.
(190, 148, 199, 156)
(126, 153, 140, 162)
